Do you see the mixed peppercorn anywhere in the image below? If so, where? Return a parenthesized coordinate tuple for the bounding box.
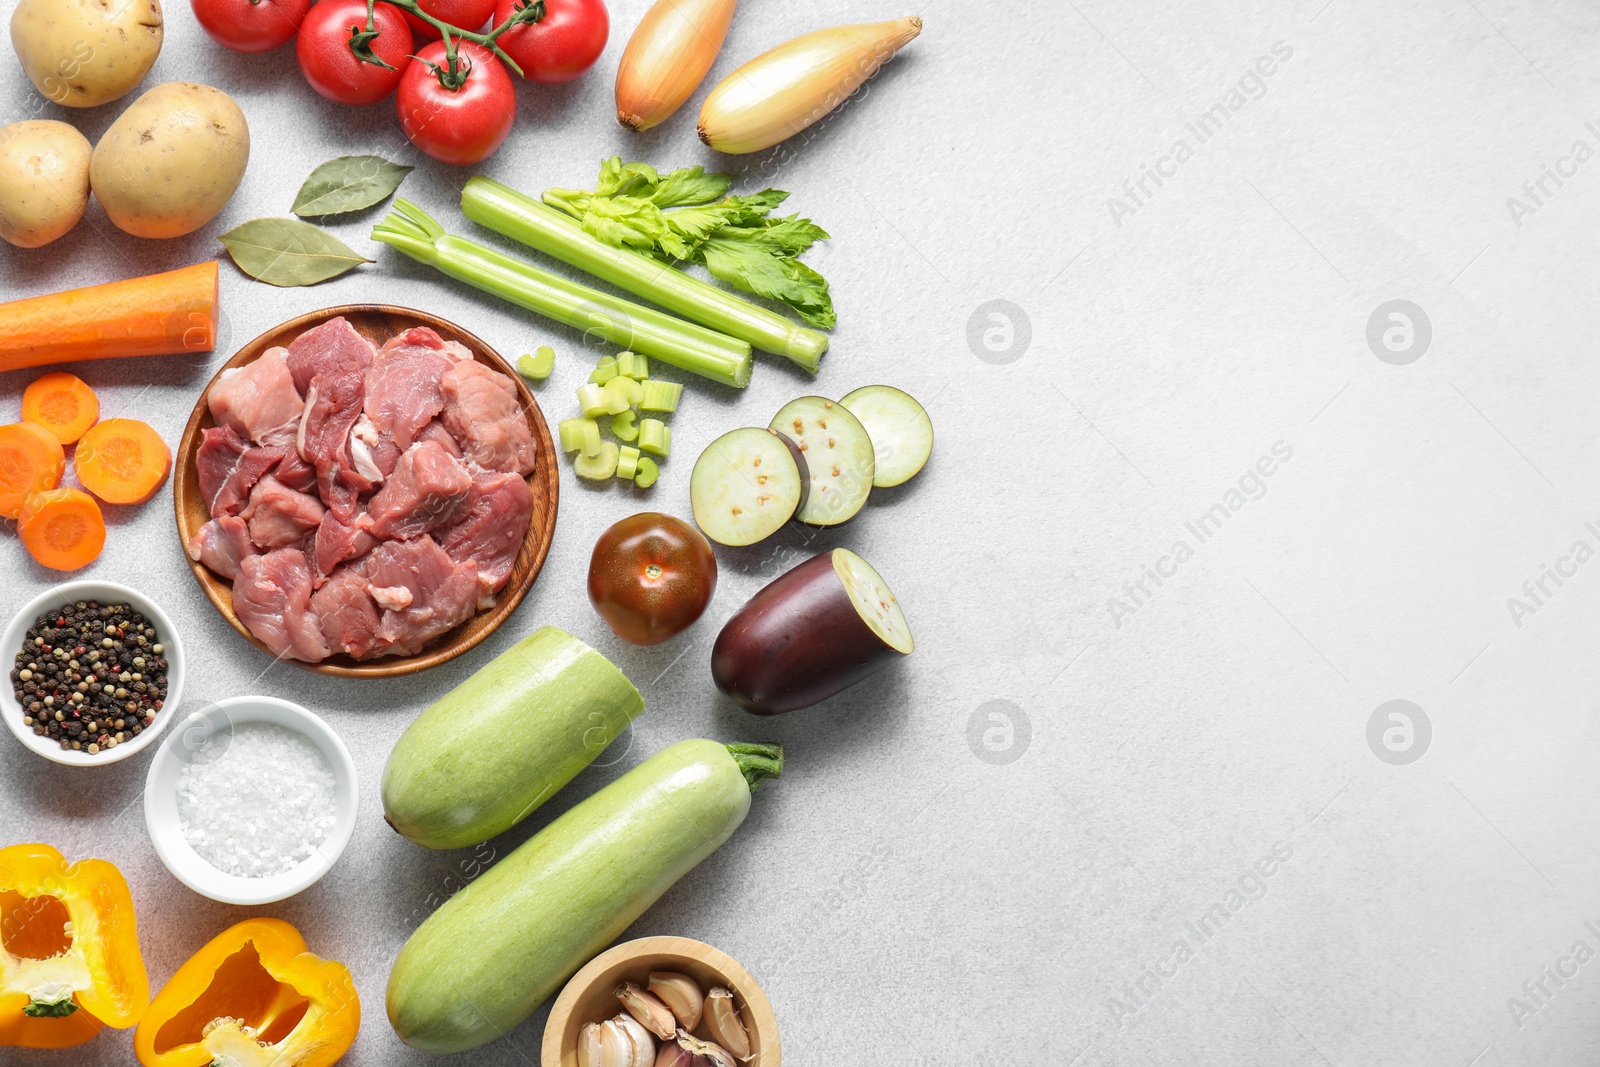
(10, 601, 168, 756)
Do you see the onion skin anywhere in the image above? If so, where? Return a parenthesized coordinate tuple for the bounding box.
(697, 16, 922, 155)
(615, 0, 739, 131)
(711, 550, 906, 715)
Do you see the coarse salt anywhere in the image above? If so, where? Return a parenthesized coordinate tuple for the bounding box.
(176, 721, 337, 878)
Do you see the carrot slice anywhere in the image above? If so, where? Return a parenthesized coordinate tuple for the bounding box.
(19, 488, 105, 570)
(0, 422, 65, 519)
(21, 372, 100, 445)
(75, 418, 170, 505)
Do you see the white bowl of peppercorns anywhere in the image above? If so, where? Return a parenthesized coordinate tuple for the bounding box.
(3, 580, 185, 766)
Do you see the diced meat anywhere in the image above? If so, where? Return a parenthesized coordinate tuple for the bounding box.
(363, 440, 471, 541)
(310, 563, 384, 660)
(241, 475, 326, 550)
(309, 509, 376, 579)
(196, 426, 286, 519)
(440, 360, 536, 475)
(365, 328, 454, 450)
(365, 536, 479, 656)
(186, 516, 258, 580)
(350, 415, 401, 483)
(298, 370, 372, 521)
(438, 471, 533, 606)
(273, 448, 318, 494)
(233, 549, 331, 662)
(208, 347, 305, 445)
(286, 316, 377, 394)
(417, 419, 462, 458)
(368, 583, 412, 611)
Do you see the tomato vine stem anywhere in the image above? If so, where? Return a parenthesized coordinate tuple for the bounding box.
(354, 0, 546, 82)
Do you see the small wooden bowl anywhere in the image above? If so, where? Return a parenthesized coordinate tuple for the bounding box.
(174, 304, 559, 678)
(542, 936, 780, 1067)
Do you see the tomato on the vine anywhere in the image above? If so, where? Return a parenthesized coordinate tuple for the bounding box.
(192, 0, 310, 53)
(296, 0, 413, 106)
(588, 513, 718, 646)
(397, 40, 516, 165)
(493, 0, 607, 83)
(401, 0, 498, 41)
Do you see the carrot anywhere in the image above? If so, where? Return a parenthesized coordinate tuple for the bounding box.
(0, 422, 65, 519)
(0, 261, 219, 372)
(75, 419, 170, 505)
(21, 372, 100, 445)
(19, 488, 105, 571)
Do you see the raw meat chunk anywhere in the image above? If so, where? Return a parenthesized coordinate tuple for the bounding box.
(273, 448, 318, 494)
(286, 316, 377, 394)
(365, 536, 479, 656)
(363, 440, 471, 541)
(310, 563, 383, 660)
(241, 475, 326, 550)
(233, 549, 331, 662)
(298, 370, 372, 521)
(187, 516, 257, 580)
(365, 328, 453, 450)
(438, 470, 533, 605)
(351, 415, 402, 482)
(196, 426, 286, 519)
(417, 419, 462, 457)
(440, 360, 536, 475)
(208, 347, 304, 444)
(309, 509, 376, 578)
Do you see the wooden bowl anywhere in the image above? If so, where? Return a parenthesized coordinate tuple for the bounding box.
(174, 304, 559, 678)
(542, 936, 780, 1067)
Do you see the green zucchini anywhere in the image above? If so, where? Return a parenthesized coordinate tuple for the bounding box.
(381, 627, 645, 850)
(386, 738, 783, 1053)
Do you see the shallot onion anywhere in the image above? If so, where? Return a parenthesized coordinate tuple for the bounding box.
(614, 0, 739, 131)
(696, 16, 922, 155)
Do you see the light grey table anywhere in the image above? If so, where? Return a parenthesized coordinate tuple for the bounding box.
(3, 0, 1597, 1064)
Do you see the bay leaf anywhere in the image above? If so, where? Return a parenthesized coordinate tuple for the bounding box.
(218, 219, 371, 287)
(292, 155, 414, 217)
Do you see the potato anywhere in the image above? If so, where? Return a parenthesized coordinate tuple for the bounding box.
(91, 82, 249, 239)
(0, 121, 92, 248)
(10, 0, 163, 108)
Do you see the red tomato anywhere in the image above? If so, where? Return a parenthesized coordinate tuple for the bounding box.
(588, 513, 717, 645)
(401, 0, 498, 42)
(397, 40, 516, 165)
(192, 0, 310, 52)
(493, 0, 607, 83)
(296, 0, 413, 106)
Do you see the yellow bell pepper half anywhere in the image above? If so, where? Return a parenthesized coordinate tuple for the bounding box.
(0, 842, 150, 1048)
(134, 918, 359, 1067)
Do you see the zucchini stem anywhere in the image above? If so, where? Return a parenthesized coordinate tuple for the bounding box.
(726, 743, 784, 792)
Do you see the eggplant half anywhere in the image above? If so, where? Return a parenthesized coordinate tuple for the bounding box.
(712, 548, 913, 714)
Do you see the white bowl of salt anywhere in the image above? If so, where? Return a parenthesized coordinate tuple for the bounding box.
(144, 695, 358, 905)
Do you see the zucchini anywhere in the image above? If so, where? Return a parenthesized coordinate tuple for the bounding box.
(386, 738, 783, 1053)
(381, 627, 645, 850)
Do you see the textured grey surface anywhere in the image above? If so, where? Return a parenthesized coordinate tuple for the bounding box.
(3, 0, 1600, 1064)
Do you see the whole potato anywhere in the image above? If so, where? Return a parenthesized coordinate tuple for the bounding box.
(10, 0, 163, 108)
(0, 120, 92, 248)
(91, 82, 249, 239)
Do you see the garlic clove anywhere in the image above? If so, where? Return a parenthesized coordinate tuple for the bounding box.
(599, 1020, 637, 1067)
(653, 1037, 697, 1067)
(647, 971, 704, 1032)
(675, 1030, 738, 1067)
(578, 1022, 605, 1067)
(612, 1011, 658, 1067)
(616, 980, 679, 1039)
(701, 988, 752, 1061)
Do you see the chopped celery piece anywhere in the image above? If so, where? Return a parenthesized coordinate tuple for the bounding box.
(558, 417, 602, 454)
(616, 350, 649, 380)
(611, 409, 639, 443)
(574, 440, 619, 480)
(616, 445, 641, 481)
(601, 375, 642, 413)
(639, 379, 682, 413)
(577, 383, 609, 419)
(638, 418, 670, 457)
(633, 456, 660, 488)
(589, 356, 618, 384)
(518, 345, 555, 380)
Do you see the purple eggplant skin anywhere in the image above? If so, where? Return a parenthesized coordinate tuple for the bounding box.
(712, 550, 905, 715)
(771, 428, 811, 517)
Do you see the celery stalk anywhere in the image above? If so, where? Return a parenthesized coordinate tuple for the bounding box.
(577, 383, 608, 419)
(372, 200, 753, 389)
(460, 178, 827, 373)
(616, 445, 641, 481)
(639, 380, 682, 413)
(638, 419, 670, 457)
